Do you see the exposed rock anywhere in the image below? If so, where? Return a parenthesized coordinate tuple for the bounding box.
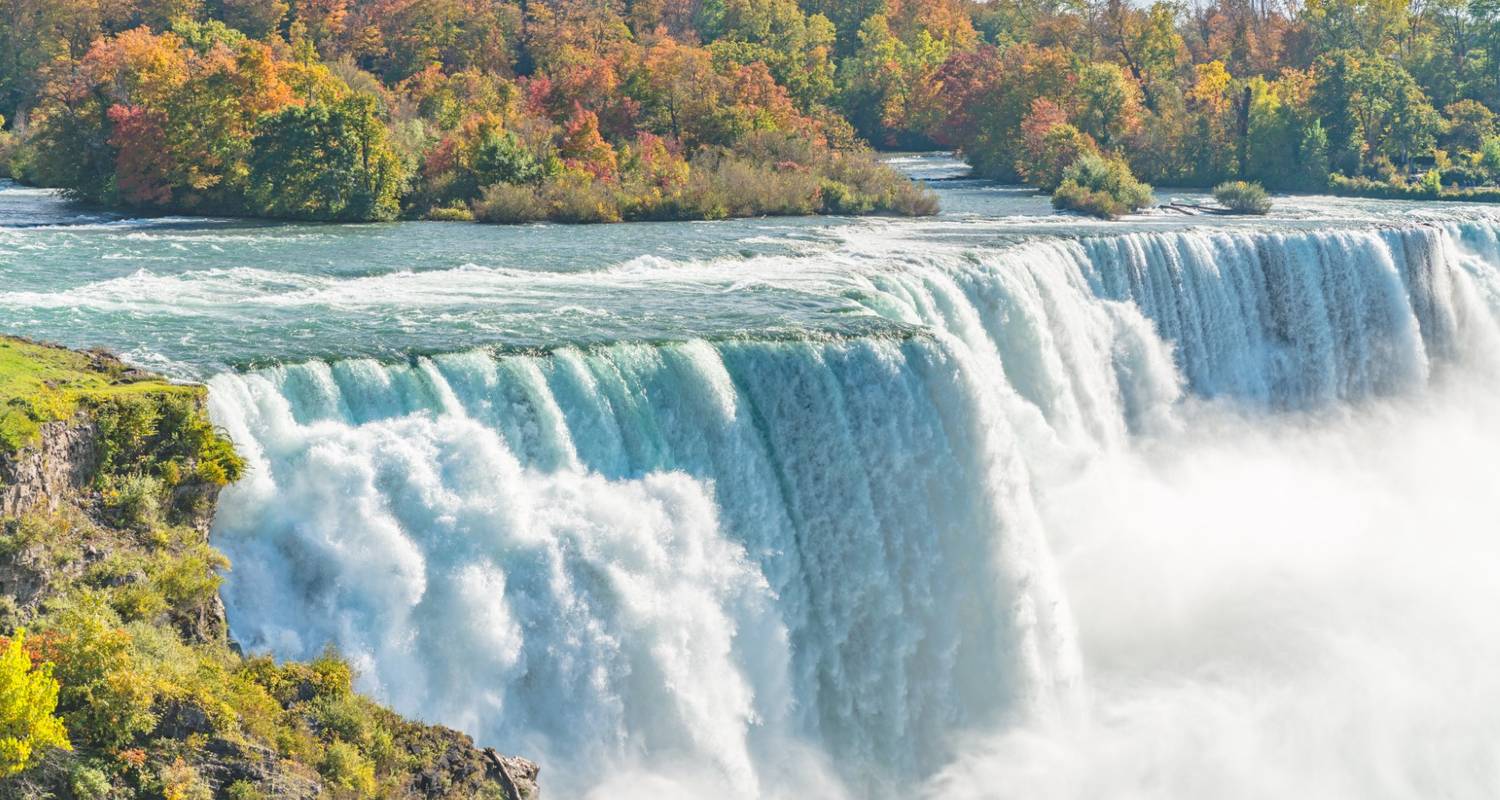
(0, 416, 98, 518)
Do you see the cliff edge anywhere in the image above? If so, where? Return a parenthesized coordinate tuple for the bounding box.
(0, 337, 538, 799)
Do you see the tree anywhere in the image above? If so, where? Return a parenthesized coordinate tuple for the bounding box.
(701, 0, 837, 111)
(929, 43, 1074, 180)
(1313, 49, 1440, 173)
(1444, 98, 1495, 151)
(1103, 0, 1185, 112)
(0, 631, 71, 777)
(214, 0, 289, 39)
(1072, 61, 1142, 148)
(558, 103, 618, 178)
(838, 13, 952, 146)
(1018, 99, 1100, 190)
(247, 94, 405, 220)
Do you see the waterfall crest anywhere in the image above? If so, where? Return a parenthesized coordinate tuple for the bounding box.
(208, 220, 1500, 797)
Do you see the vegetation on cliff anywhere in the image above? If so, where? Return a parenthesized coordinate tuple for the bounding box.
(0, 337, 535, 799)
(0, 339, 205, 457)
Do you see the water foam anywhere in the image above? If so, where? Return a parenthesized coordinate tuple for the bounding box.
(207, 218, 1500, 797)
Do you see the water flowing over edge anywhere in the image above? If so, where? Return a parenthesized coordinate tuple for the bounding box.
(207, 219, 1500, 798)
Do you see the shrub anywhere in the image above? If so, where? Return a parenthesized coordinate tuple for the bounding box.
(1419, 168, 1443, 194)
(225, 781, 268, 800)
(35, 598, 157, 750)
(103, 474, 163, 531)
(1441, 163, 1486, 188)
(1324, 172, 1500, 202)
(1051, 154, 1154, 219)
(1212, 180, 1272, 214)
(816, 149, 938, 216)
(424, 205, 475, 222)
(1482, 136, 1500, 181)
(540, 172, 622, 224)
(157, 757, 212, 800)
(0, 630, 72, 776)
(69, 762, 113, 799)
(473, 183, 549, 223)
(320, 740, 376, 796)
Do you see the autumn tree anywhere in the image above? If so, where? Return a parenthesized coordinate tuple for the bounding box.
(0, 632, 71, 777)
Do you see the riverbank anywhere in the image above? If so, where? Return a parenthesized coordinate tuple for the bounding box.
(0, 336, 537, 799)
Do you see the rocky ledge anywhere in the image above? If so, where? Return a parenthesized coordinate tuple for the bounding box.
(0, 337, 537, 799)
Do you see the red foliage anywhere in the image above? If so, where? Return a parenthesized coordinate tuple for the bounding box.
(560, 103, 619, 179)
(108, 104, 176, 206)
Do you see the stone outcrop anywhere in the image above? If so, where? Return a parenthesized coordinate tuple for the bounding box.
(0, 416, 98, 518)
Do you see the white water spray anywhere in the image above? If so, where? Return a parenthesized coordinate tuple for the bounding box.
(208, 219, 1500, 797)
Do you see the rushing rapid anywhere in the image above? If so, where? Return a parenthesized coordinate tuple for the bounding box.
(5, 168, 1500, 798)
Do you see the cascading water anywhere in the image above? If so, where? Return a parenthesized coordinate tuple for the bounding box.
(8, 176, 1500, 798)
(200, 219, 1500, 798)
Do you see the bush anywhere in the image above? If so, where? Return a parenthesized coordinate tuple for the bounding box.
(1441, 163, 1486, 188)
(1051, 154, 1154, 219)
(320, 740, 376, 796)
(473, 183, 549, 224)
(157, 757, 212, 800)
(103, 474, 163, 530)
(35, 598, 157, 750)
(0, 630, 71, 776)
(1419, 168, 1443, 194)
(1327, 172, 1500, 202)
(424, 205, 475, 222)
(1212, 180, 1272, 214)
(539, 172, 622, 224)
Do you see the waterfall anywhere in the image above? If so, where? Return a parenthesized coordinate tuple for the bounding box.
(207, 219, 1500, 798)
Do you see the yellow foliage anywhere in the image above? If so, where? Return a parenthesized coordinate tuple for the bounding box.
(0, 631, 72, 776)
(1189, 60, 1234, 116)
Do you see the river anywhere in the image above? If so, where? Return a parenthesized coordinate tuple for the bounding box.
(4, 156, 1499, 798)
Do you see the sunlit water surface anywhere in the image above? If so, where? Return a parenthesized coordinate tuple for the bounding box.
(4, 155, 1500, 798)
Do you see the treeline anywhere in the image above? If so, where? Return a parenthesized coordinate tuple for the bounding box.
(0, 1, 937, 223)
(2, 0, 1499, 222)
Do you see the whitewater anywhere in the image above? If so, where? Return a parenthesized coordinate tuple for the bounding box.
(5, 169, 1500, 798)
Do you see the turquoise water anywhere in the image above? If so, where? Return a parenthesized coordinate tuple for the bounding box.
(5, 154, 1494, 373)
(6, 156, 1500, 799)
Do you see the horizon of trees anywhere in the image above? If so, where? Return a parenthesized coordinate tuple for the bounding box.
(1, 0, 1498, 221)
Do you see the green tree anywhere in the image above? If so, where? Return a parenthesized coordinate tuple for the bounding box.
(1072, 62, 1140, 148)
(1052, 152, 1155, 217)
(247, 95, 405, 221)
(1312, 49, 1439, 174)
(474, 129, 545, 188)
(1444, 99, 1495, 151)
(0, 631, 71, 776)
(702, 0, 837, 110)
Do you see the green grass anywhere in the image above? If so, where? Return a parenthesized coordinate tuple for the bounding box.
(0, 337, 202, 455)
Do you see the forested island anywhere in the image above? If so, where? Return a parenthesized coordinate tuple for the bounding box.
(1, 0, 1499, 223)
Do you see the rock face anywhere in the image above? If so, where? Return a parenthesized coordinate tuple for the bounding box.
(0, 341, 540, 800)
(0, 416, 99, 518)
